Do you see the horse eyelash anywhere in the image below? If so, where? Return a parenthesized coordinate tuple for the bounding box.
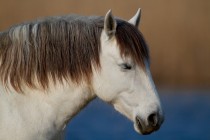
(119, 63, 133, 70)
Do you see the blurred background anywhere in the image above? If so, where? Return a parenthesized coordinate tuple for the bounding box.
(0, 0, 210, 139)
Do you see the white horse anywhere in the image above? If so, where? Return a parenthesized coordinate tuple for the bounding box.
(0, 9, 164, 140)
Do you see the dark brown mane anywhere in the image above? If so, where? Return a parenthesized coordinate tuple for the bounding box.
(0, 15, 149, 92)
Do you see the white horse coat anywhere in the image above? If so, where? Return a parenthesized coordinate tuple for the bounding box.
(0, 9, 164, 140)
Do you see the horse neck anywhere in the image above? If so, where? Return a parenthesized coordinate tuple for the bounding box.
(0, 81, 95, 140)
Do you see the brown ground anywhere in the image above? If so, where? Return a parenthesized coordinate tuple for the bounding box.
(0, 0, 210, 88)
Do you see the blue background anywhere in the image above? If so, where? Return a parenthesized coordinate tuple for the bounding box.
(65, 89, 210, 140)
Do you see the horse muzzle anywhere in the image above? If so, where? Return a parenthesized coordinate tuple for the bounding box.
(134, 111, 164, 135)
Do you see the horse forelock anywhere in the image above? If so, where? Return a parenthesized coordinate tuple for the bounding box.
(0, 15, 149, 93)
(115, 20, 149, 69)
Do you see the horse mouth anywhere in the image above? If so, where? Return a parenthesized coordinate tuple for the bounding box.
(134, 116, 162, 135)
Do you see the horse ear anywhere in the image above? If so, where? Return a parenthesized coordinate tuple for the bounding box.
(104, 10, 117, 38)
(128, 8, 141, 27)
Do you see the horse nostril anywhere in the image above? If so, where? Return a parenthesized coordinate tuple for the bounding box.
(147, 113, 158, 127)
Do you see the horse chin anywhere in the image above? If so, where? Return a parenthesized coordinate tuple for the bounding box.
(134, 123, 154, 135)
(134, 123, 142, 134)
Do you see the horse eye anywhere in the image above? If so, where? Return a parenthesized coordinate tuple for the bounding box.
(120, 63, 132, 70)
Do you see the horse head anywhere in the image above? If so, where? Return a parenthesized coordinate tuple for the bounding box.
(92, 9, 164, 135)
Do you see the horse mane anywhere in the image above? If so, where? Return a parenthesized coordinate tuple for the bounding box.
(0, 15, 149, 92)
